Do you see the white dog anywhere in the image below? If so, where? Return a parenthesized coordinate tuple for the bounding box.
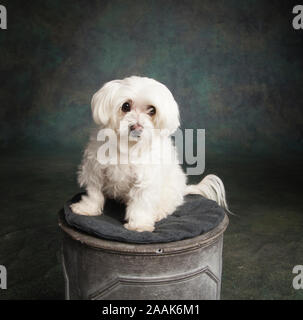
(71, 76, 230, 232)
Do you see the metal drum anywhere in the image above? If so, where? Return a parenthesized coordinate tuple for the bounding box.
(59, 211, 228, 300)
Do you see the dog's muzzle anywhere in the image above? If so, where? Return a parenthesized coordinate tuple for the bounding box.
(129, 124, 143, 138)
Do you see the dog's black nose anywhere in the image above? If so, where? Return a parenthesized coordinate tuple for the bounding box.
(130, 124, 143, 138)
(130, 124, 143, 132)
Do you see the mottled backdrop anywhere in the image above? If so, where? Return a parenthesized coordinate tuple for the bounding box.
(1, 0, 302, 156)
(1, 0, 303, 301)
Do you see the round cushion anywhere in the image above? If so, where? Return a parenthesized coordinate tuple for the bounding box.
(63, 193, 226, 244)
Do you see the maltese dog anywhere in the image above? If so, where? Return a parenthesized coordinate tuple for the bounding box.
(71, 76, 230, 232)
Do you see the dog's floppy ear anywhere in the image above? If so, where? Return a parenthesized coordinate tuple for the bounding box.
(91, 80, 121, 126)
(164, 99, 180, 135)
(156, 91, 180, 136)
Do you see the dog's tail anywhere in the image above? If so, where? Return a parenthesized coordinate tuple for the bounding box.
(185, 174, 233, 214)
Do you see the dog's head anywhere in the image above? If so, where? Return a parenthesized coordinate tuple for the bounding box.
(91, 76, 180, 139)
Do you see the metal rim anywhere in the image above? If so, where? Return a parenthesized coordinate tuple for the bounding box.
(58, 210, 229, 255)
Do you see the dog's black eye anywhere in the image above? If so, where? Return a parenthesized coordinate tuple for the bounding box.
(148, 106, 156, 116)
(121, 102, 131, 112)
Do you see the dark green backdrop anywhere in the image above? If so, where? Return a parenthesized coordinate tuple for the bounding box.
(1, 0, 302, 156)
(1, 0, 303, 300)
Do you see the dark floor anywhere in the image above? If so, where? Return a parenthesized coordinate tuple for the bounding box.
(0, 149, 302, 300)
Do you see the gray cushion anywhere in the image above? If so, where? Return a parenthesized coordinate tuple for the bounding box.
(63, 193, 225, 244)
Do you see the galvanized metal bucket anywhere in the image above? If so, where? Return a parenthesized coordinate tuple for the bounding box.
(58, 211, 228, 300)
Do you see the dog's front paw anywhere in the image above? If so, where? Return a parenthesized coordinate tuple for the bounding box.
(124, 223, 155, 232)
(70, 202, 102, 216)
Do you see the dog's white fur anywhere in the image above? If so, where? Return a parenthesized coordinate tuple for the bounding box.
(71, 76, 230, 232)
